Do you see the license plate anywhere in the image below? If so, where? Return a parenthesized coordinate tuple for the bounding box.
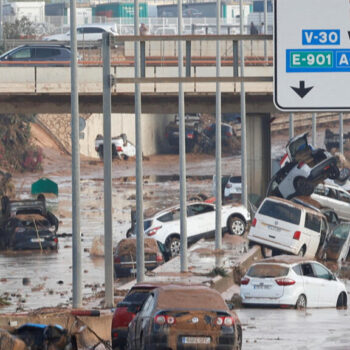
(253, 284, 272, 290)
(267, 225, 281, 232)
(182, 337, 211, 344)
(31, 238, 44, 242)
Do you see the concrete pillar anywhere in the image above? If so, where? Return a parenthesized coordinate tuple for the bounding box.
(247, 114, 271, 200)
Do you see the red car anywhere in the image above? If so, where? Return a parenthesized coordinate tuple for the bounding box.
(111, 283, 161, 350)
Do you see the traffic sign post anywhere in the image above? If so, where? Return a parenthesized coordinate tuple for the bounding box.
(274, 0, 350, 111)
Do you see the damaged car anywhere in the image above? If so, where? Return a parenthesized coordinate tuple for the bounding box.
(248, 196, 328, 258)
(268, 132, 340, 199)
(240, 255, 347, 308)
(95, 133, 136, 160)
(114, 238, 165, 278)
(0, 196, 59, 251)
(127, 285, 242, 350)
(318, 222, 350, 263)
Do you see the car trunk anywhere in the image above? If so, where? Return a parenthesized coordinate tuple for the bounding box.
(159, 310, 232, 348)
(12, 229, 55, 250)
(245, 264, 289, 298)
(251, 199, 301, 250)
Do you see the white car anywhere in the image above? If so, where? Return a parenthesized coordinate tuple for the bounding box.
(224, 176, 242, 198)
(43, 24, 118, 42)
(240, 256, 348, 308)
(142, 202, 250, 257)
(311, 183, 350, 221)
(95, 134, 135, 160)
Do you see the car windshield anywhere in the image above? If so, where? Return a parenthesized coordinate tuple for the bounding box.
(247, 264, 289, 278)
(258, 200, 301, 225)
(123, 290, 153, 305)
(289, 135, 308, 159)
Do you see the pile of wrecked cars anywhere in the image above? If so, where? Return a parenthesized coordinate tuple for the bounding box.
(0, 195, 59, 251)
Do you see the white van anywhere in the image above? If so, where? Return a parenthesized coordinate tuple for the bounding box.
(247, 196, 328, 258)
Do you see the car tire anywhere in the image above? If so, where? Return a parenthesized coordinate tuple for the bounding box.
(297, 246, 306, 257)
(295, 294, 307, 309)
(328, 166, 340, 180)
(166, 236, 181, 258)
(336, 292, 347, 308)
(228, 215, 246, 236)
(294, 177, 314, 196)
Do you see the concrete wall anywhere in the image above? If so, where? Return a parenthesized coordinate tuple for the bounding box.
(37, 113, 175, 157)
(247, 114, 271, 199)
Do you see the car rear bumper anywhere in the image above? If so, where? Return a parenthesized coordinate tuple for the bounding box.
(241, 295, 297, 307)
(111, 327, 128, 348)
(114, 263, 159, 278)
(247, 235, 298, 255)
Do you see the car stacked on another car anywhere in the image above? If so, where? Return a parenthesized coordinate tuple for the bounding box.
(138, 201, 249, 258)
(240, 255, 347, 309)
(127, 285, 242, 350)
(268, 132, 340, 199)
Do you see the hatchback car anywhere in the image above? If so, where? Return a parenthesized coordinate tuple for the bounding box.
(311, 182, 350, 221)
(224, 176, 242, 199)
(127, 285, 242, 350)
(114, 238, 164, 278)
(137, 202, 249, 258)
(0, 44, 71, 66)
(111, 283, 161, 350)
(240, 256, 347, 308)
(204, 123, 236, 147)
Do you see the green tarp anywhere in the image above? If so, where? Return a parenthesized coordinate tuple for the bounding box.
(31, 178, 58, 196)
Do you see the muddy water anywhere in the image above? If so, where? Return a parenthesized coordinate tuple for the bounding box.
(0, 176, 211, 313)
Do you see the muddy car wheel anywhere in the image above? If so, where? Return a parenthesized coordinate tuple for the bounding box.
(167, 236, 181, 258)
(336, 292, 347, 308)
(294, 177, 314, 196)
(228, 216, 246, 236)
(296, 294, 307, 309)
(328, 166, 340, 180)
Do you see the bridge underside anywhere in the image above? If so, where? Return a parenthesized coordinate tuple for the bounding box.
(0, 92, 275, 114)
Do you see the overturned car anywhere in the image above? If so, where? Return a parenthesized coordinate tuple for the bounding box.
(268, 132, 340, 199)
(0, 196, 59, 251)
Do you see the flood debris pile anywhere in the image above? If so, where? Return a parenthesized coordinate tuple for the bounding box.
(0, 114, 43, 172)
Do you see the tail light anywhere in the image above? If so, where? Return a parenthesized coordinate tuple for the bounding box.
(275, 278, 296, 286)
(187, 133, 194, 139)
(116, 146, 123, 152)
(240, 277, 250, 285)
(156, 252, 163, 262)
(154, 315, 176, 325)
(114, 256, 121, 264)
(297, 162, 305, 169)
(226, 131, 232, 137)
(293, 231, 301, 240)
(216, 316, 234, 327)
(146, 226, 162, 237)
(54, 237, 58, 244)
(225, 183, 232, 188)
(324, 165, 330, 171)
(280, 153, 288, 166)
(251, 218, 257, 227)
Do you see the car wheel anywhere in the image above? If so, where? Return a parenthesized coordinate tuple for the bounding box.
(294, 177, 314, 196)
(123, 155, 129, 161)
(297, 246, 306, 257)
(166, 236, 181, 258)
(295, 294, 307, 309)
(228, 216, 246, 236)
(234, 325, 243, 350)
(336, 292, 347, 308)
(328, 166, 340, 180)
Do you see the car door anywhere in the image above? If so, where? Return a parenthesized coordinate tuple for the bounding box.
(336, 188, 350, 220)
(135, 293, 155, 349)
(311, 262, 337, 307)
(186, 203, 215, 241)
(300, 263, 320, 307)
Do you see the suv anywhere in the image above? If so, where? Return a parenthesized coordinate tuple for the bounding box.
(0, 44, 71, 66)
(44, 24, 118, 42)
(268, 132, 340, 199)
(248, 196, 329, 258)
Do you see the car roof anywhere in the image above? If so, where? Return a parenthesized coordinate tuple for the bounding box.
(264, 196, 323, 216)
(151, 201, 213, 219)
(12, 44, 70, 50)
(256, 255, 313, 265)
(77, 23, 115, 29)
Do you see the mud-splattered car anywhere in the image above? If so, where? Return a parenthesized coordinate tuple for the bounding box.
(114, 238, 164, 278)
(95, 133, 136, 160)
(268, 132, 340, 199)
(126, 285, 242, 350)
(111, 283, 162, 350)
(240, 255, 347, 309)
(0, 196, 59, 250)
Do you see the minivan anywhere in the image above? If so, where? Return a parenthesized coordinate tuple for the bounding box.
(247, 196, 328, 258)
